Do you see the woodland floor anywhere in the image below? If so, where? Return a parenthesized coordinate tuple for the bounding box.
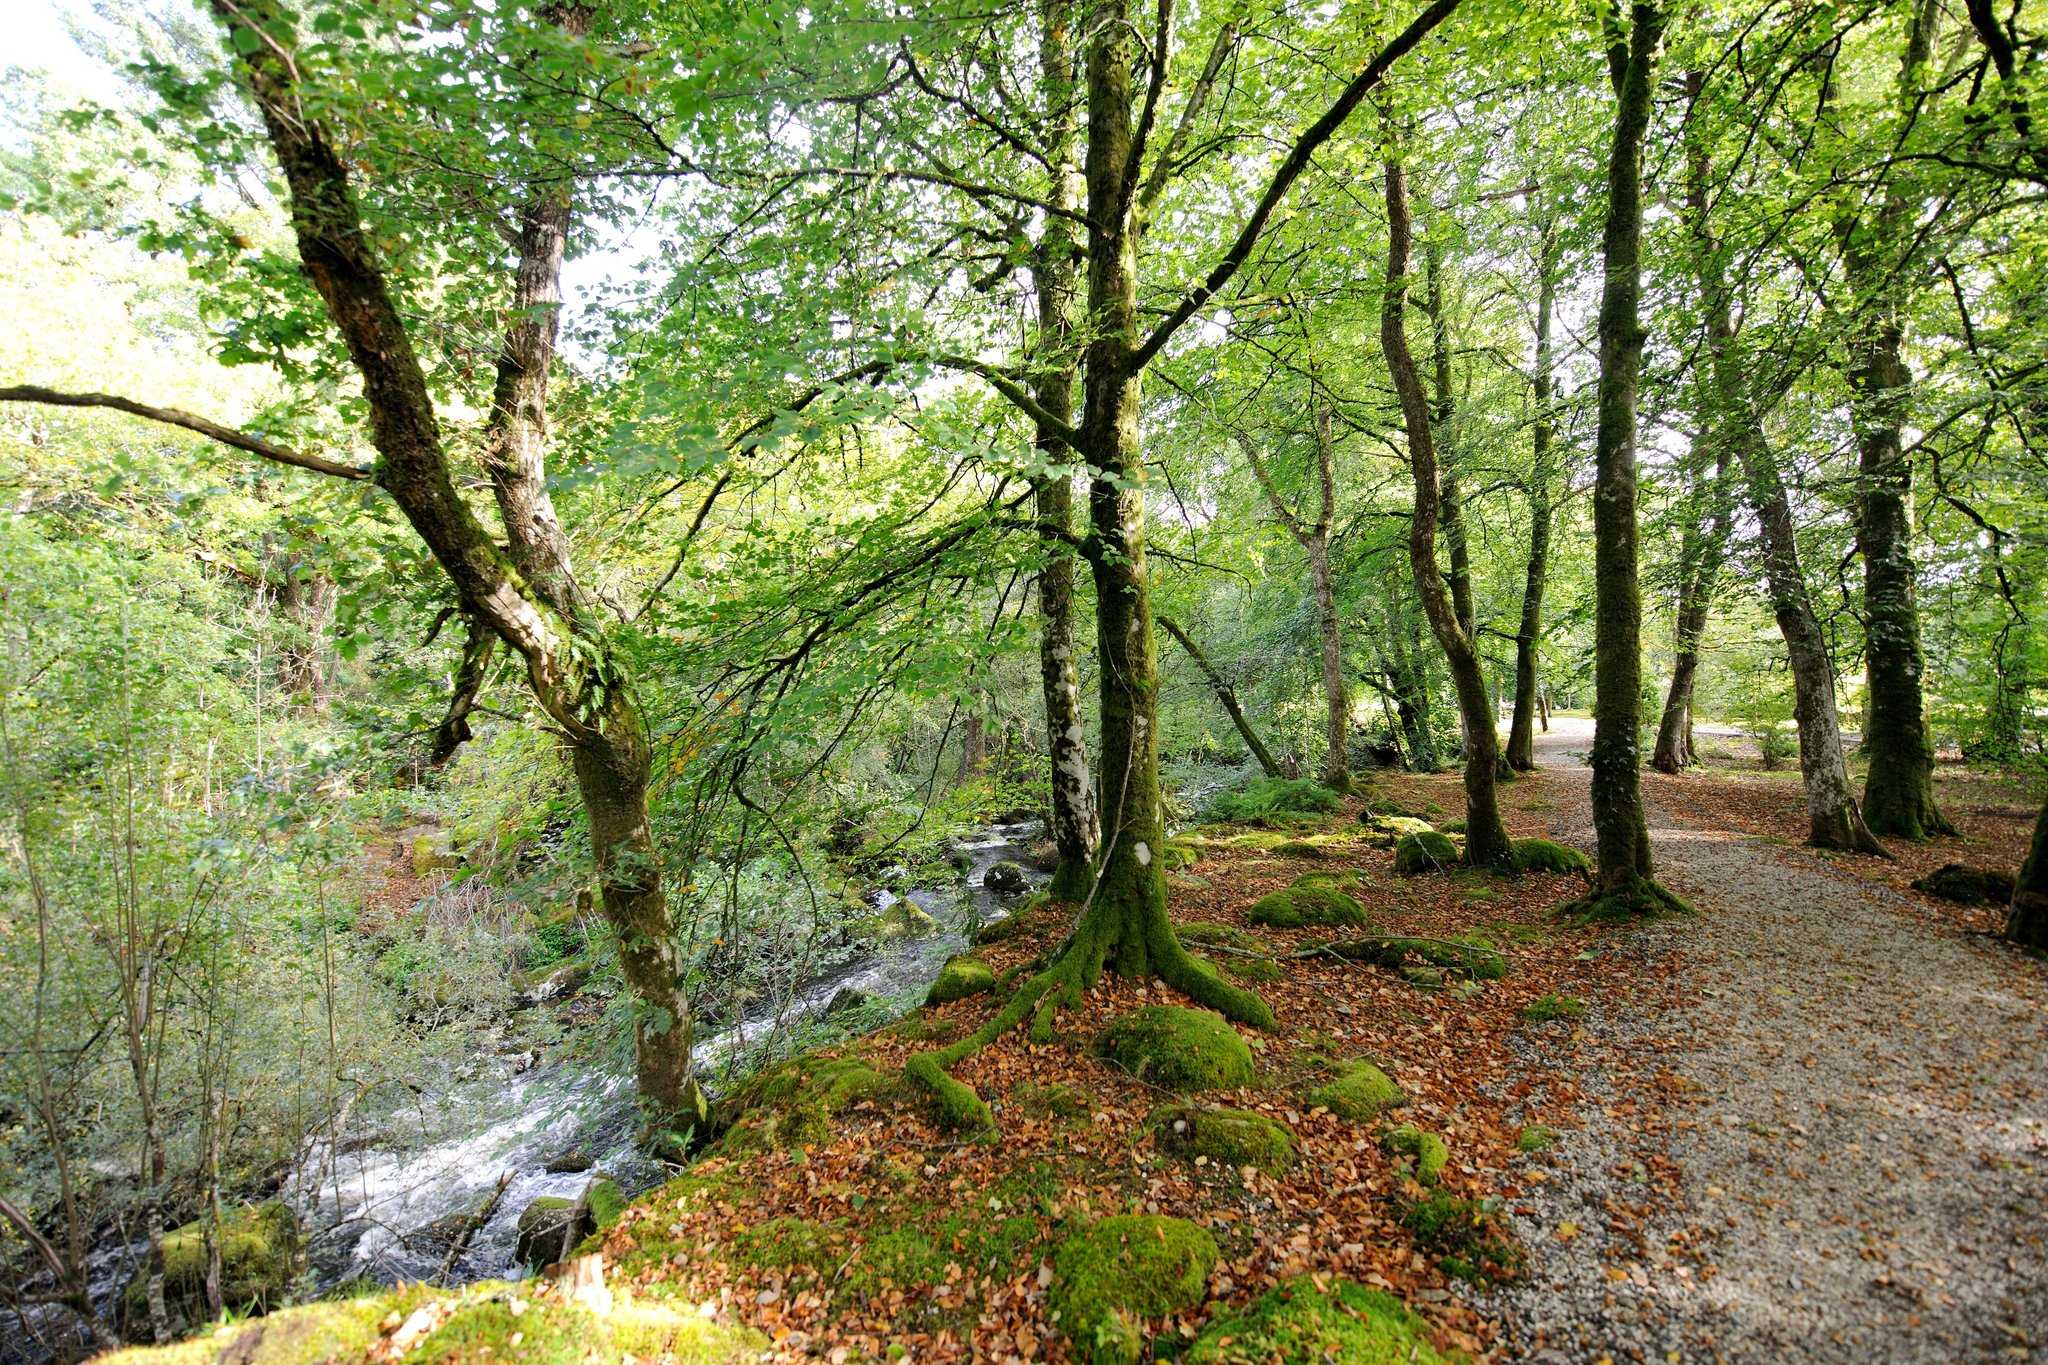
(1483, 718, 2048, 1363)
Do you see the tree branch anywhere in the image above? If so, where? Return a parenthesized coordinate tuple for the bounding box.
(0, 386, 375, 481)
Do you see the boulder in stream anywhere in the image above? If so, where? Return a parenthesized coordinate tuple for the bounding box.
(121, 1200, 299, 1334)
(983, 859, 1031, 896)
(515, 1195, 592, 1270)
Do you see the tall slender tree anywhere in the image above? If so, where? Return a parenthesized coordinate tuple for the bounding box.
(1506, 210, 1559, 772)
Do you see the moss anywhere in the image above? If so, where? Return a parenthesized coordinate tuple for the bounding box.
(1011, 1080, 1090, 1121)
(1399, 1191, 1522, 1283)
(1519, 993, 1585, 1022)
(729, 1215, 845, 1282)
(1512, 837, 1594, 875)
(1515, 1124, 1559, 1153)
(1187, 1277, 1446, 1364)
(845, 1162, 1058, 1306)
(1382, 1124, 1449, 1185)
(1307, 1059, 1404, 1121)
(977, 897, 1051, 944)
(1911, 862, 2016, 905)
(713, 1053, 887, 1156)
(926, 953, 996, 1005)
(1094, 1006, 1255, 1092)
(1393, 830, 1459, 874)
(1050, 1215, 1218, 1363)
(102, 1286, 440, 1365)
(1178, 922, 1272, 952)
(121, 1200, 298, 1331)
(904, 1050, 994, 1134)
(1362, 814, 1437, 847)
(1340, 934, 1506, 981)
(410, 1286, 765, 1365)
(1220, 952, 1283, 983)
(855, 900, 941, 942)
(1162, 839, 1203, 871)
(585, 1176, 627, 1233)
(1246, 883, 1368, 929)
(1270, 838, 1327, 858)
(1150, 1105, 1298, 1174)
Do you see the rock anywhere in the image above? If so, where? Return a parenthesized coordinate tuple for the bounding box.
(1393, 830, 1459, 874)
(1362, 814, 1437, 846)
(1911, 862, 2015, 905)
(121, 1201, 299, 1333)
(583, 1175, 627, 1235)
(824, 986, 870, 1016)
(1307, 1059, 1404, 1121)
(1187, 1277, 1446, 1363)
(1094, 1006, 1255, 1092)
(1400, 964, 1446, 988)
(855, 899, 940, 942)
(544, 1146, 592, 1174)
(1151, 1105, 1298, 1173)
(512, 960, 589, 1007)
(515, 1195, 592, 1270)
(1383, 1124, 1450, 1185)
(925, 954, 996, 1005)
(1051, 1215, 1219, 1363)
(982, 859, 1032, 896)
(1247, 880, 1369, 929)
(1513, 837, 1593, 875)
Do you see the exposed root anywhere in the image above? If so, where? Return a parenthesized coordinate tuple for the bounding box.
(1555, 875, 1695, 923)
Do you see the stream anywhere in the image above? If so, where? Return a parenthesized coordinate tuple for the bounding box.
(3, 822, 1043, 1363)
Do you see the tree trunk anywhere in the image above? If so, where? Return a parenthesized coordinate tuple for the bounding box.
(1425, 235, 1476, 643)
(428, 612, 494, 769)
(1379, 155, 1513, 871)
(215, 0, 699, 1122)
(1506, 218, 1558, 772)
(1837, 0, 1954, 841)
(1031, 0, 1101, 901)
(274, 563, 337, 705)
(954, 707, 987, 786)
(1582, 1, 1678, 910)
(2006, 796, 2048, 951)
(1158, 615, 1285, 778)
(1385, 591, 1440, 771)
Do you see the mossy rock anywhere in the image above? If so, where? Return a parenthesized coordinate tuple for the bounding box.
(1247, 882, 1369, 929)
(1393, 830, 1459, 874)
(975, 897, 1050, 944)
(712, 1053, 886, 1155)
(1011, 1080, 1091, 1121)
(585, 1176, 627, 1233)
(102, 1285, 443, 1365)
(1515, 1124, 1559, 1153)
(1382, 1124, 1449, 1186)
(1363, 814, 1437, 847)
(1307, 1059, 1404, 1121)
(515, 1195, 590, 1269)
(1094, 1006, 1255, 1092)
(1340, 934, 1507, 981)
(1187, 1277, 1446, 1364)
(1050, 1214, 1218, 1364)
(926, 953, 996, 1005)
(1519, 993, 1584, 1023)
(1911, 862, 2016, 905)
(1513, 837, 1593, 875)
(984, 859, 1033, 896)
(1270, 838, 1330, 859)
(121, 1201, 299, 1333)
(854, 899, 940, 942)
(1161, 840, 1203, 871)
(1178, 921, 1273, 953)
(1150, 1105, 1298, 1174)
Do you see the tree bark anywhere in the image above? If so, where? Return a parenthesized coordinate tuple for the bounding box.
(1158, 615, 1286, 778)
(1239, 404, 1349, 791)
(1506, 216, 1558, 772)
(1380, 155, 1514, 870)
(2007, 796, 2048, 950)
(214, 0, 698, 1122)
(1382, 596, 1441, 772)
(428, 613, 495, 769)
(1030, 0, 1100, 902)
(1424, 234, 1476, 643)
(1581, 1, 1680, 910)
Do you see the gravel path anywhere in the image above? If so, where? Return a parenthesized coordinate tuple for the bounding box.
(1484, 720, 2048, 1362)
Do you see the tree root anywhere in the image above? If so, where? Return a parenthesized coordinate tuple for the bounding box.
(1555, 875, 1695, 923)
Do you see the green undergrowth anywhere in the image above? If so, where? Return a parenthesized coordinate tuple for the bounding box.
(1382, 1123, 1449, 1185)
(1050, 1214, 1218, 1364)
(1199, 776, 1343, 826)
(1519, 993, 1584, 1022)
(1400, 1190, 1523, 1285)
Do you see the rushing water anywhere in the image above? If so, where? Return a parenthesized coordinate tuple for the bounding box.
(283, 819, 1044, 1290)
(3, 823, 1043, 1363)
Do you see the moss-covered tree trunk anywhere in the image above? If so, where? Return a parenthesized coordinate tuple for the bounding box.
(1031, 0, 1100, 902)
(1581, 0, 1682, 911)
(1386, 594, 1441, 773)
(216, 0, 699, 1122)
(2007, 797, 2048, 951)
(1506, 218, 1558, 773)
(1836, 0, 1954, 842)
(1380, 155, 1513, 871)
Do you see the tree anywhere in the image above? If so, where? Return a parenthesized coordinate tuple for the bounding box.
(2008, 798, 2048, 951)
(1576, 0, 1686, 913)
(1380, 151, 1515, 870)
(1506, 209, 1560, 772)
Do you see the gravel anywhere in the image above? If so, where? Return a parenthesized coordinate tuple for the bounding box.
(1479, 721, 2048, 1362)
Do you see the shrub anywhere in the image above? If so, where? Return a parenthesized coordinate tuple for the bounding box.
(1200, 776, 1342, 826)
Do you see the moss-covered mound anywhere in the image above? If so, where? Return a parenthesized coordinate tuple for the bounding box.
(1094, 1006, 1255, 1092)
(1247, 881, 1369, 929)
(926, 953, 996, 1004)
(1362, 814, 1437, 846)
(1307, 1059, 1404, 1121)
(1512, 837, 1593, 875)
(712, 1053, 887, 1155)
(120, 1200, 298, 1332)
(1050, 1214, 1218, 1363)
(1911, 862, 2016, 905)
(1337, 933, 1507, 981)
(1393, 830, 1459, 874)
(1519, 993, 1584, 1022)
(1186, 1277, 1446, 1364)
(1151, 1104, 1298, 1174)
(1382, 1124, 1449, 1186)
(1178, 922, 1284, 982)
(1162, 839, 1203, 871)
